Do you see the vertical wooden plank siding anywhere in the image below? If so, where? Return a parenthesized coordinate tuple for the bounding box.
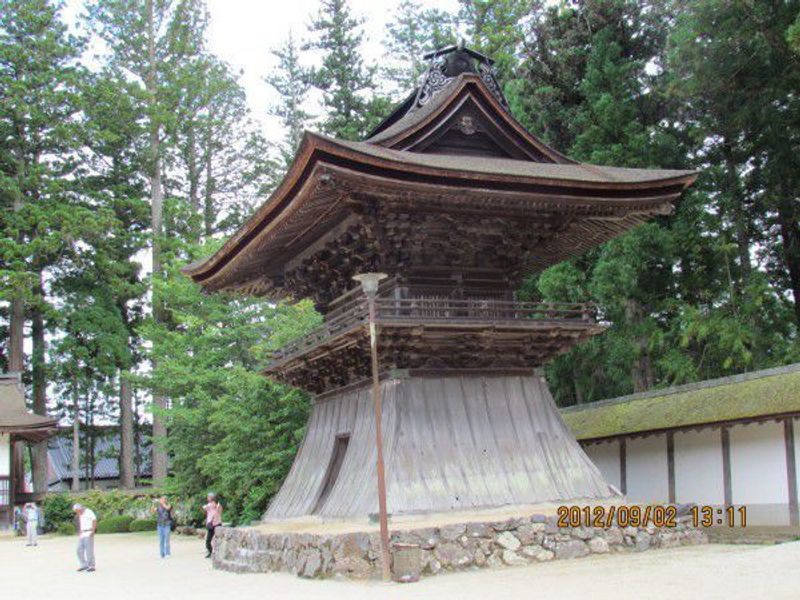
(784, 419, 799, 527)
(265, 374, 617, 519)
(666, 431, 675, 504)
(619, 438, 627, 495)
(721, 426, 732, 509)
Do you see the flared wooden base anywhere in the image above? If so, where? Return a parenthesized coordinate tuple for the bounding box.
(265, 372, 614, 519)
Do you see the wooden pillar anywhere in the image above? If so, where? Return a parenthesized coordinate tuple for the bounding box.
(721, 426, 732, 509)
(784, 418, 799, 527)
(619, 438, 627, 495)
(667, 431, 676, 504)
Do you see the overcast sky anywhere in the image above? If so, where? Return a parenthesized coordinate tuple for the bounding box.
(204, 0, 459, 139)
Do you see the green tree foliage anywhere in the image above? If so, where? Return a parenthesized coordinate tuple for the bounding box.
(139, 235, 318, 524)
(304, 0, 390, 139)
(517, 0, 798, 405)
(383, 0, 457, 95)
(0, 0, 114, 490)
(266, 33, 313, 164)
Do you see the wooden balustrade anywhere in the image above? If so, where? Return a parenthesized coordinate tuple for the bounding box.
(269, 297, 598, 363)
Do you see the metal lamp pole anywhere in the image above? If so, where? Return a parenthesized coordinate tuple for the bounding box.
(353, 272, 391, 581)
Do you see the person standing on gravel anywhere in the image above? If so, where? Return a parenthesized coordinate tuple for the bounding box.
(152, 496, 173, 558)
(23, 502, 40, 546)
(202, 493, 223, 558)
(73, 503, 97, 572)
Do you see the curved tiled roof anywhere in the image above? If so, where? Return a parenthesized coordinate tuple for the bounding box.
(48, 431, 151, 485)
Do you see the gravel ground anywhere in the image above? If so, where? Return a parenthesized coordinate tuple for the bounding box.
(3, 531, 799, 600)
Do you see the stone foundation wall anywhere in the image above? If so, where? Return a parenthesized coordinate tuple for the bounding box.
(212, 512, 708, 579)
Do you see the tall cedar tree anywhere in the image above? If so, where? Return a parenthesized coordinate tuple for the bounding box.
(266, 33, 314, 166)
(304, 0, 390, 140)
(0, 0, 102, 491)
(87, 0, 209, 482)
(669, 0, 800, 326)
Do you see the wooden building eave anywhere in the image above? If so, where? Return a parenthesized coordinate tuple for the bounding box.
(183, 132, 697, 296)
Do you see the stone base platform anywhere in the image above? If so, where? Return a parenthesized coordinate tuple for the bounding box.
(212, 504, 708, 580)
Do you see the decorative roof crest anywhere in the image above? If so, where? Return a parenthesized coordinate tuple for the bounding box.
(409, 41, 509, 114)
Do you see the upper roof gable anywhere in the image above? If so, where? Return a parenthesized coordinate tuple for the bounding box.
(366, 74, 574, 164)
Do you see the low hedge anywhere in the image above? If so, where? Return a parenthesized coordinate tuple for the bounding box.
(41, 494, 74, 533)
(41, 489, 191, 531)
(56, 522, 77, 536)
(96, 515, 134, 534)
(129, 518, 158, 532)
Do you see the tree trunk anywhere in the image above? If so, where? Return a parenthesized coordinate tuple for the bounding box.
(722, 143, 751, 285)
(30, 291, 48, 494)
(203, 113, 216, 237)
(9, 157, 25, 375)
(119, 374, 135, 488)
(71, 375, 80, 492)
(147, 0, 169, 485)
(777, 191, 800, 326)
(625, 299, 654, 393)
(8, 299, 24, 374)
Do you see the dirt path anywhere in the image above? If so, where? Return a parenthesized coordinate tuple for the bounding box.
(3, 532, 799, 600)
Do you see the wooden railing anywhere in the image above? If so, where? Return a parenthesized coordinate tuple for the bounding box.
(268, 297, 597, 364)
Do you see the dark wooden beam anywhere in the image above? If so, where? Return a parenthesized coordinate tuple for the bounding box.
(784, 418, 799, 526)
(667, 431, 675, 504)
(721, 426, 732, 509)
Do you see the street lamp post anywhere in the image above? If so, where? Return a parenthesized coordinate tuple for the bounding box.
(352, 272, 391, 582)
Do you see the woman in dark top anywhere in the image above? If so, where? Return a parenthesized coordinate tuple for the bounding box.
(152, 496, 173, 558)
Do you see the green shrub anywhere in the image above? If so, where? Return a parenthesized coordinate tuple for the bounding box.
(75, 489, 160, 521)
(128, 518, 158, 532)
(40, 489, 193, 528)
(42, 493, 74, 532)
(96, 515, 134, 534)
(56, 522, 77, 536)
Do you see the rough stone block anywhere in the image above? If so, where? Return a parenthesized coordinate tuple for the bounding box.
(502, 549, 528, 566)
(515, 524, 542, 546)
(440, 523, 467, 542)
(466, 522, 493, 538)
(300, 549, 322, 578)
(634, 532, 651, 552)
(572, 526, 594, 540)
(496, 531, 522, 551)
(587, 537, 609, 554)
(434, 542, 473, 568)
(555, 539, 589, 560)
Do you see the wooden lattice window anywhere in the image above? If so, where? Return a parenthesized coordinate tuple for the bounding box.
(0, 477, 9, 507)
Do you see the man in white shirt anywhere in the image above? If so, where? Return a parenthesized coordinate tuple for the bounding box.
(23, 502, 40, 546)
(73, 504, 97, 572)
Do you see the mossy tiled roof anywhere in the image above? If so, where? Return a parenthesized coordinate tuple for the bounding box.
(561, 366, 800, 441)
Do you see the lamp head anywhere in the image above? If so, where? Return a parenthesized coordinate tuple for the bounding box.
(352, 272, 388, 296)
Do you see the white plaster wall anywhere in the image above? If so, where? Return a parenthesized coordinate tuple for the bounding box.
(0, 434, 9, 477)
(583, 440, 621, 490)
(626, 434, 669, 503)
(674, 429, 724, 505)
(730, 421, 786, 504)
